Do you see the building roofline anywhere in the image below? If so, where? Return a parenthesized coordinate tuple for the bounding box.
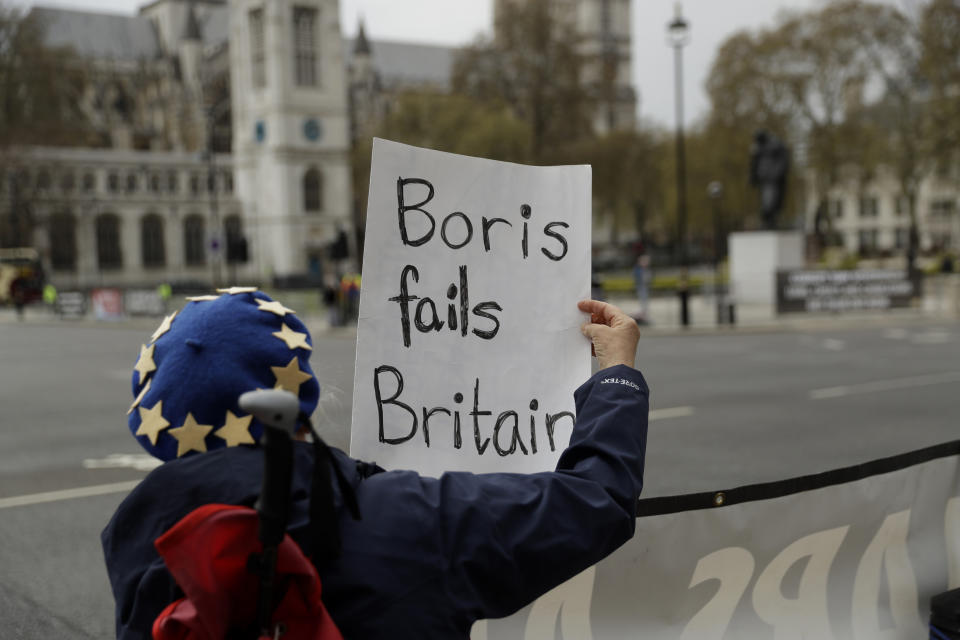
(137, 0, 225, 15)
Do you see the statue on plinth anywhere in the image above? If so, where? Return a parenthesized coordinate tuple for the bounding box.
(749, 130, 790, 230)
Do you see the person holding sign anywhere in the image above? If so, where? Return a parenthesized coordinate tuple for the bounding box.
(103, 291, 648, 639)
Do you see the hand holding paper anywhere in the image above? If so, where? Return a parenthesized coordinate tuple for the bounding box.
(578, 299, 640, 370)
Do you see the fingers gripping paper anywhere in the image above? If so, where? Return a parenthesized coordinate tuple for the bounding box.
(349, 139, 592, 476)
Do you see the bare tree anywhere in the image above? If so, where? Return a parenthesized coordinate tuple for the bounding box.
(451, 0, 594, 163)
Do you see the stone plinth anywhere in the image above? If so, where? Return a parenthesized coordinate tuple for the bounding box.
(729, 231, 805, 307)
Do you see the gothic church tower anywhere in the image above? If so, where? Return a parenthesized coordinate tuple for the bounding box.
(229, 0, 352, 283)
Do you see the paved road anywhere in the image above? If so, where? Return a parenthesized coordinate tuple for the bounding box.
(1, 316, 958, 638)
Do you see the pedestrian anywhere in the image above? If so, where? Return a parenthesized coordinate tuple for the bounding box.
(346, 273, 361, 321)
(42, 282, 57, 314)
(322, 275, 341, 327)
(338, 273, 351, 323)
(102, 290, 648, 639)
(11, 278, 26, 320)
(942, 253, 955, 274)
(157, 282, 173, 313)
(633, 254, 651, 323)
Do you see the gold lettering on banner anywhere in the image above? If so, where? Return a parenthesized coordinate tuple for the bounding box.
(680, 547, 755, 640)
(947, 497, 960, 590)
(523, 566, 596, 640)
(751, 526, 849, 640)
(468, 619, 488, 640)
(852, 510, 923, 639)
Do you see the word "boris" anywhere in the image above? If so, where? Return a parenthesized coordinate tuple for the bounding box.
(374, 364, 575, 457)
(397, 177, 570, 261)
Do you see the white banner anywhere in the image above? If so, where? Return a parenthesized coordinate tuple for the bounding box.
(350, 139, 592, 476)
(475, 445, 960, 639)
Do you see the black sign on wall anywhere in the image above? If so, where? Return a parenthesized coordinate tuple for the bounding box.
(55, 291, 87, 318)
(776, 270, 920, 313)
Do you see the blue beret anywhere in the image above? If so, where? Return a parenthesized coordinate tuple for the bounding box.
(128, 289, 320, 461)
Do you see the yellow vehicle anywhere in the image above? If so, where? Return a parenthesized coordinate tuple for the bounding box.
(0, 247, 44, 305)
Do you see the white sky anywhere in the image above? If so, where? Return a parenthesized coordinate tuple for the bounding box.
(16, 0, 907, 129)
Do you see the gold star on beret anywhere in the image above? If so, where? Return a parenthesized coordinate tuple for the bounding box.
(133, 344, 157, 385)
(128, 378, 152, 415)
(136, 400, 171, 446)
(214, 410, 255, 447)
(272, 323, 312, 351)
(168, 413, 214, 457)
(256, 298, 296, 317)
(216, 286, 258, 295)
(271, 356, 314, 395)
(186, 295, 220, 302)
(151, 310, 178, 343)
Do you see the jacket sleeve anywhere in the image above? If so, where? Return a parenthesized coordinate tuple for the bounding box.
(435, 364, 649, 620)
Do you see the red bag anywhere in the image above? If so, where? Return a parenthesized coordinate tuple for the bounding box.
(152, 503, 343, 640)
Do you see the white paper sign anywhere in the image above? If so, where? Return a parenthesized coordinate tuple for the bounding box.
(349, 139, 592, 477)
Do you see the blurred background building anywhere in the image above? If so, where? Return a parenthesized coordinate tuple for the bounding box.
(1, 0, 956, 295)
(1, 0, 637, 291)
(494, 0, 636, 133)
(804, 162, 960, 257)
(6, 0, 357, 289)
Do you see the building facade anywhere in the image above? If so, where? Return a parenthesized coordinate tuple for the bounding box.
(8, 0, 355, 290)
(805, 165, 960, 257)
(228, 0, 353, 286)
(495, 0, 637, 133)
(5, 0, 641, 290)
(7, 147, 241, 290)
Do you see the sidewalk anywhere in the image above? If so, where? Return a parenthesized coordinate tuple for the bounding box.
(3, 289, 956, 335)
(607, 289, 958, 335)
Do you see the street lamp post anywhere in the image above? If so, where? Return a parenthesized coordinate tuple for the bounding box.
(667, 3, 690, 327)
(203, 104, 228, 288)
(708, 180, 724, 325)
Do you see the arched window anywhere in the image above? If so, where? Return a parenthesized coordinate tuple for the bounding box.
(293, 7, 318, 86)
(141, 214, 165, 268)
(49, 211, 77, 271)
(303, 167, 322, 213)
(184, 214, 206, 266)
(96, 213, 122, 270)
(224, 214, 246, 264)
(36, 168, 51, 190)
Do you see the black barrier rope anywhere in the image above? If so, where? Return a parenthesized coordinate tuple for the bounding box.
(636, 438, 960, 517)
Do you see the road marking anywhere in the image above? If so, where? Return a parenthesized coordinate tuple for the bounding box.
(822, 338, 846, 351)
(0, 480, 141, 510)
(1, 408, 699, 509)
(912, 330, 952, 345)
(83, 453, 162, 471)
(810, 371, 960, 400)
(884, 328, 908, 340)
(650, 406, 694, 421)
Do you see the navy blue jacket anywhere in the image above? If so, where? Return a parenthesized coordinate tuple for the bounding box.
(102, 365, 649, 639)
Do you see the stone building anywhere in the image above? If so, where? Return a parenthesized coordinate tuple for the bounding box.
(347, 21, 455, 144)
(4, 0, 640, 291)
(8, 0, 354, 289)
(805, 166, 960, 257)
(494, 0, 637, 133)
